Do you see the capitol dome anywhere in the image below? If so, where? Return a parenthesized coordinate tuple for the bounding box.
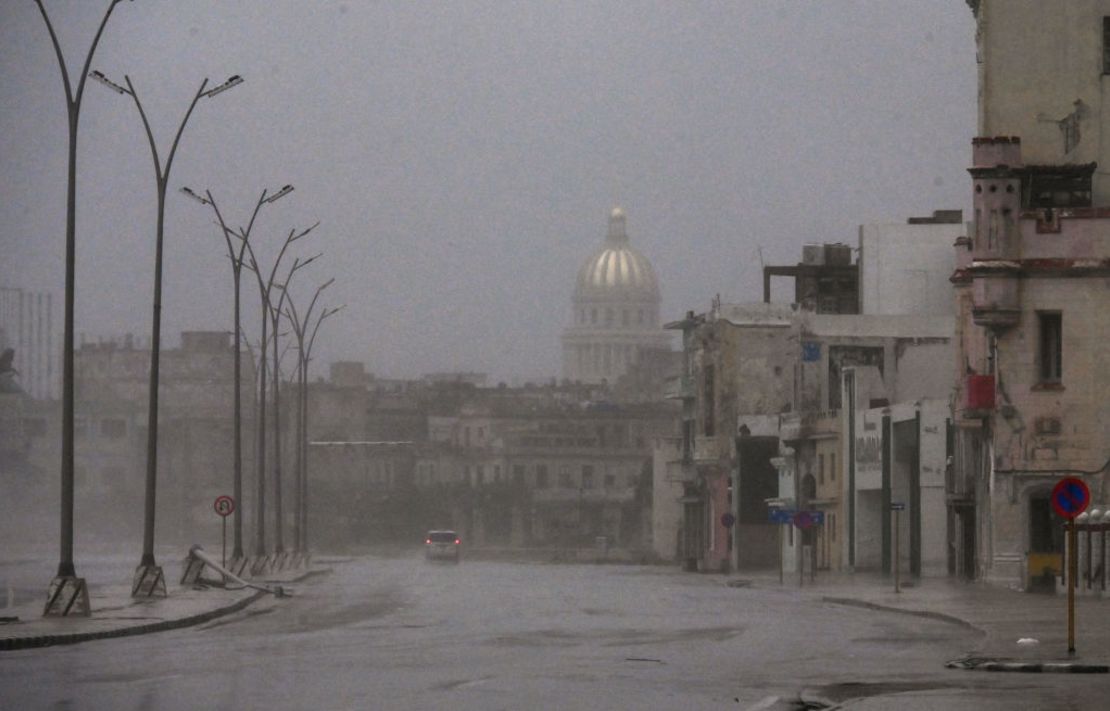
(561, 207, 671, 384)
(574, 207, 661, 302)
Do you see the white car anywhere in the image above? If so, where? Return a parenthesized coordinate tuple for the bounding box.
(424, 530, 461, 563)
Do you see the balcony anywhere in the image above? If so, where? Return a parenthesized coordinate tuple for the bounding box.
(693, 435, 723, 464)
(531, 488, 636, 504)
(780, 410, 840, 442)
(970, 263, 1021, 330)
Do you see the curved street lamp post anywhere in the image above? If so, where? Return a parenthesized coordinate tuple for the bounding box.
(89, 69, 242, 597)
(285, 297, 343, 556)
(267, 253, 320, 563)
(34, 0, 128, 618)
(179, 186, 293, 563)
(240, 224, 317, 570)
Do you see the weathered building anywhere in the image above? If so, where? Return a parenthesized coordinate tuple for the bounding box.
(304, 366, 672, 557)
(669, 223, 957, 576)
(67, 331, 255, 543)
(951, 1, 1110, 590)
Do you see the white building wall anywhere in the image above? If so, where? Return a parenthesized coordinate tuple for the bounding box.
(858, 222, 962, 316)
(651, 438, 684, 561)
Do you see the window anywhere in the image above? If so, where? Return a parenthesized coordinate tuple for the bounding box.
(582, 465, 594, 489)
(830, 513, 837, 542)
(702, 364, 715, 436)
(512, 464, 525, 485)
(535, 464, 548, 489)
(604, 474, 615, 490)
(1039, 312, 1062, 383)
(558, 466, 572, 488)
(1104, 17, 1110, 74)
(830, 456, 836, 482)
(818, 454, 825, 484)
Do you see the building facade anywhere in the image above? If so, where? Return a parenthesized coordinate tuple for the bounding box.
(951, 1, 1110, 590)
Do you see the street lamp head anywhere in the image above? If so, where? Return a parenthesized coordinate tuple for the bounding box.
(179, 186, 210, 205)
(264, 185, 294, 204)
(204, 75, 243, 98)
(298, 253, 322, 270)
(89, 70, 130, 95)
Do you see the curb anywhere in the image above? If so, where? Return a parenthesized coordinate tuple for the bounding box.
(0, 589, 266, 652)
(820, 596, 985, 636)
(0, 567, 331, 652)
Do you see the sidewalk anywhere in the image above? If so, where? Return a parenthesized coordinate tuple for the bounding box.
(732, 569, 1110, 668)
(0, 562, 323, 652)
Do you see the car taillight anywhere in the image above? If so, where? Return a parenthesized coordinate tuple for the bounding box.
(425, 539, 431, 544)
(454, 539, 460, 545)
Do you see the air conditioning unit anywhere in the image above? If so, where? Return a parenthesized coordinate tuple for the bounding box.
(965, 374, 995, 412)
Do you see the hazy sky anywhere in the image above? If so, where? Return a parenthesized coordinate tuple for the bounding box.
(0, 1, 976, 384)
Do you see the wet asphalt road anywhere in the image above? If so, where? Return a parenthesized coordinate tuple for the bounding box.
(1, 551, 1106, 710)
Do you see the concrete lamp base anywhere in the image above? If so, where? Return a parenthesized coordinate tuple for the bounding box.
(131, 564, 167, 598)
(43, 576, 91, 617)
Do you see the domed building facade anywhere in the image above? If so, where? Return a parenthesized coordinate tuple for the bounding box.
(562, 208, 671, 384)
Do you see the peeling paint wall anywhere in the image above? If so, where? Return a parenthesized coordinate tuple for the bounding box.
(977, 0, 1110, 203)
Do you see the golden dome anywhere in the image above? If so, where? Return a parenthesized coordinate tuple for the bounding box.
(574, 208, 660, 302)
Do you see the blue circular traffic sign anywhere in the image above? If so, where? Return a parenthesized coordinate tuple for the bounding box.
(1051, 477, 1090, 520)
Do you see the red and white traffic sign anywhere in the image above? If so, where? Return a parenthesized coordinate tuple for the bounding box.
(1051, 477, 1090, 520)
(213, 495, 236, 518)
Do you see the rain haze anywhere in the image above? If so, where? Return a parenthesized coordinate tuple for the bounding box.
(1, 1, 974, 382)
(10, 2, 1110, 710)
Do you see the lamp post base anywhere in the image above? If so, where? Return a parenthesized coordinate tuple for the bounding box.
(43, 575, 91, 617)
(131, 563, 167, 598)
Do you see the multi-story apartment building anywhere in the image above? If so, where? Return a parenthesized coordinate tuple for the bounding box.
(951, 1, 1110, 589)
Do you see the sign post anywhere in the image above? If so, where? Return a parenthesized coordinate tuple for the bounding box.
(1050, 477, 1090, 656)
(891, 502, 906, 593)
(213, 495, 236, 570)
(768, 508, 793, 585)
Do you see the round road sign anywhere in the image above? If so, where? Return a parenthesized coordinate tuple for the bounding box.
(720, 512, 736, 528)
(213, 495, 236, 518)
(1051, 477, 1089, 520)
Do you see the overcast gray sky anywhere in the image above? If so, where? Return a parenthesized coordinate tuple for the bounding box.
(0, 1, 975, 384)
